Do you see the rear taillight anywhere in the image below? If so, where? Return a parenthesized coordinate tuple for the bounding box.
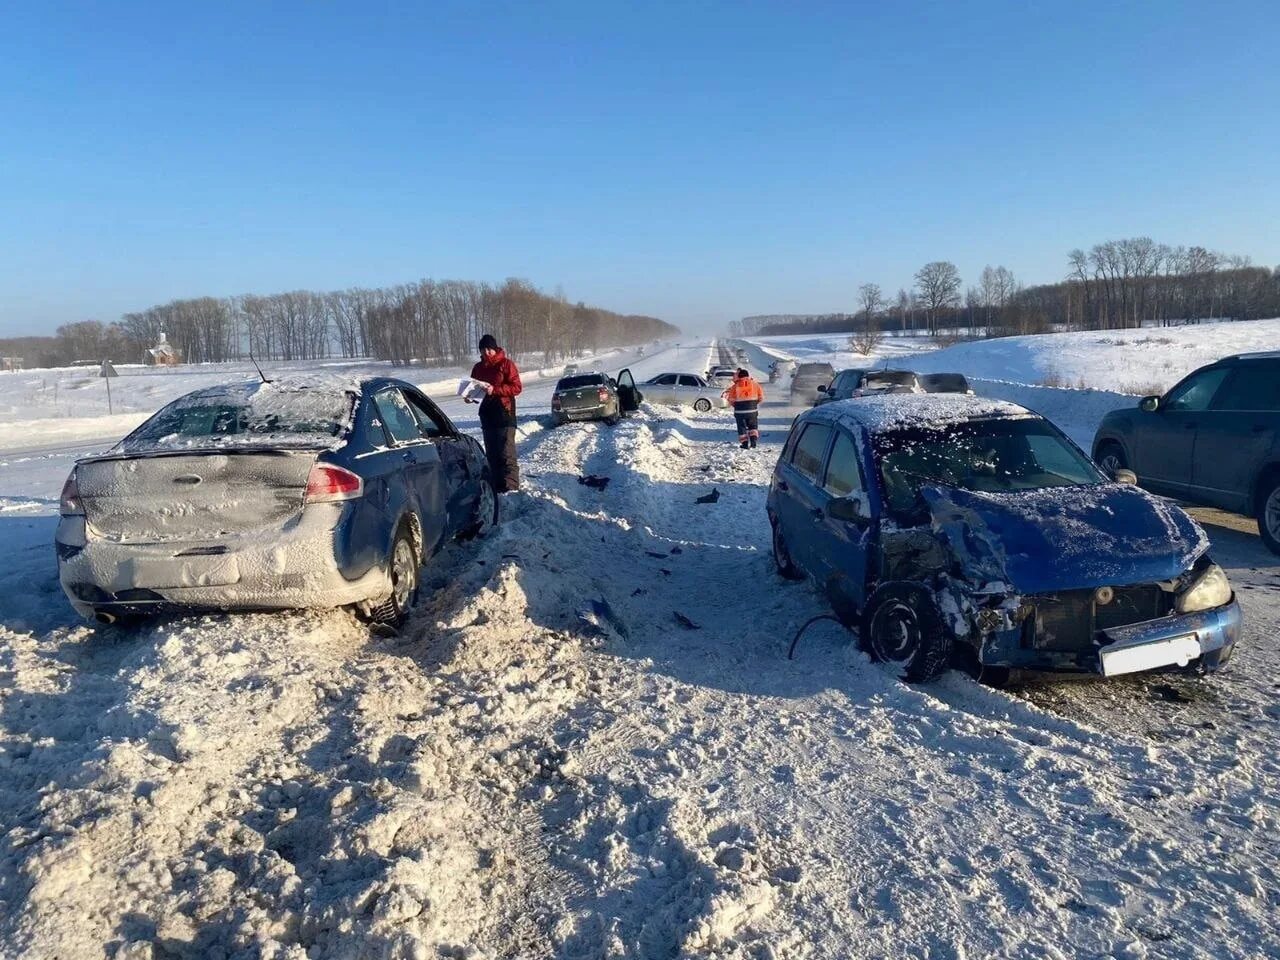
(60, 471, 84, 516)
(304, 464, 363, 504)
(597, 388, 610, 403)
(552, 395, 562, 410)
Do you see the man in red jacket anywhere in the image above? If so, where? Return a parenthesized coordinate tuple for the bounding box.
(468, 334, 523, 491)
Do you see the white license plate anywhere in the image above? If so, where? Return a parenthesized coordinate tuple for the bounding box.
(125, 555, 241, 589)
(1101, 634, 1201, 677)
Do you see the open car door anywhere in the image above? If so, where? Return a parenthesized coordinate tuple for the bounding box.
(616, 368, 642, 413)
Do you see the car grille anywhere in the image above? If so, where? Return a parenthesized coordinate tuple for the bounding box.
(1025, 586, 1171, 651)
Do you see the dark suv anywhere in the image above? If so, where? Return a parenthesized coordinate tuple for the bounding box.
(1092, 352, 1280, 553)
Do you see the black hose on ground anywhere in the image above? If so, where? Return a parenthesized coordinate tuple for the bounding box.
(787, 613, 851, 660)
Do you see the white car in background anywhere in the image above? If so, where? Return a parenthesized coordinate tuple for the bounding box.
(642, 372, 730, 412)
(706, 365, 737, 388)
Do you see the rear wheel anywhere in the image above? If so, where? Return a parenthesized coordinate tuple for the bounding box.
(1256, 473, 1280, 555)
(772, 520, 804, 580)
(1096, 441, 1127, 479)
(693, 398, 712, 413)
(369, 526, 419, 628)
(862, 584, 953, 683)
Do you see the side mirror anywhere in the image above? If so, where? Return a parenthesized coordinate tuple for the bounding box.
(1139, 396, 1159, 412)
(1114, 469, 1138, 486)
(825, 496, 866, 522)
(817, 384, 829, 393)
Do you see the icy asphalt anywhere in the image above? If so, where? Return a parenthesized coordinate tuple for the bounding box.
(0, 342, 1277, 958)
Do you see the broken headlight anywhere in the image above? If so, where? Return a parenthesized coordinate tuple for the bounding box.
(1176, 563, 1231, 614)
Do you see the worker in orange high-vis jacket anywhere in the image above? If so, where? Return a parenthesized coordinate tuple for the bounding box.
(723, 368, 765, 449)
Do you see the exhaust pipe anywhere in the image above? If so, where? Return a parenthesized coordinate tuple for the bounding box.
(95, 611, 117, 625)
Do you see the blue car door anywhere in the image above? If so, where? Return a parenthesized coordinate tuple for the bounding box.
(372, 386, 449, 555)
(402, 387, 479, 535)
(775, 421, 833, 572)
(808, 427, 874, 619)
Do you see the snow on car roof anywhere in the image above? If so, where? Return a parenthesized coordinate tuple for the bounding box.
(806, 393, 1033, 434)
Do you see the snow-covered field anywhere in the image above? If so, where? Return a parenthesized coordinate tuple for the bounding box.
(1, 332, 1278, 958)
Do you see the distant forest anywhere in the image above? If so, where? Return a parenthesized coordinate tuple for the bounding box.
(732, 238, 1280, 339)
(2, 278, 678, 369)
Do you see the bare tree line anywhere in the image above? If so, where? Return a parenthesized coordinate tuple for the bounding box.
(7, 279, 677, 368)
(732, 238, 1280, 339)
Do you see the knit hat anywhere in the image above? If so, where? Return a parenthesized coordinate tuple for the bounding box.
(478, 334, 499, 352)
(736, 368, 749, 379)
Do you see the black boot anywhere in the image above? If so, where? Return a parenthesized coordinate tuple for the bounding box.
(749, 436, 757, 448)
(740, 440, 749, 449)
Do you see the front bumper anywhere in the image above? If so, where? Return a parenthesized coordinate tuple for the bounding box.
(55, 504, 391, 620)
(979, 598, 1242, 675)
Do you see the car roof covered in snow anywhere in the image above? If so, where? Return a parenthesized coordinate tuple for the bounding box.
(173, 373, 371, 404)
(802, 393, 1034, 435)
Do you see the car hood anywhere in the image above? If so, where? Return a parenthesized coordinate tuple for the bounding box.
(921, 483, 1209, 595)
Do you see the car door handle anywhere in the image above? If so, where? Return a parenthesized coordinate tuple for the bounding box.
(811, 508, 823, 520)
(402, 451, 415, 462)
(776, 480, 789, 492)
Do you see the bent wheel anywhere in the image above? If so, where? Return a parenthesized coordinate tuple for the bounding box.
(862, 584, 953, 683)
(459, 472, 500, 540)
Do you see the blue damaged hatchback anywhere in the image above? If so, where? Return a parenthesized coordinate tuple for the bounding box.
(56, 375, 497, 627)
(767, 394, 1242, 682)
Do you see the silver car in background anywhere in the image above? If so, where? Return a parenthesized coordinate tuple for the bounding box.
(642, 372, 729, 412)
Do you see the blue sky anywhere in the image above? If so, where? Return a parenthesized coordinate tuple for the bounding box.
(2, 0, 1277, 336)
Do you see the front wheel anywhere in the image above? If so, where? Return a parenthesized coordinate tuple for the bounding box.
(861, 584, 953, 683)
(693, 398, 712, 413)
(1256, 474, 1280, 555)
(1096, 441, 1127, 479)
(459, 474, 500, 540)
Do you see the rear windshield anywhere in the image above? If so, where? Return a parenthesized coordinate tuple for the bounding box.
(873, 417, 1102, 519)
(922, 374, 969, 392)
(120, 380, 357, 453)
(557, 374, 606, 390)
(795, 364, 835, 378)
(865, 371, 918, 386)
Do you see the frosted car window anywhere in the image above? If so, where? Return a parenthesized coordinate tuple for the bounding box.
(1164, 368, 1229, 412)
(823, 431, 864, 497)
(791, 423, 832, 481)
(1211, 367, 1280, 411)
(121, 382, 355, 452)
(374, 389, 425, 444)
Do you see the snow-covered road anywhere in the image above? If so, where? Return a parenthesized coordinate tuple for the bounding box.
(2, 341, 1278, 958)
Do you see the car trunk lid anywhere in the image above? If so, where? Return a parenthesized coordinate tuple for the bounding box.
(77, 449, 320, 543)
(558, 386, 607, 410)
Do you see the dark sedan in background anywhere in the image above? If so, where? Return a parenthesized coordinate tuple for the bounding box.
(57, 375, 498, 627)
(1092, 352, 1280, 553)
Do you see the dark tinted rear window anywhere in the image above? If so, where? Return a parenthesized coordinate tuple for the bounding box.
(1212, 365, 1280, 411)
(557, 374, 606, 390)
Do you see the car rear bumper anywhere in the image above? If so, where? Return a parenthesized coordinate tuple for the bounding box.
(554, 402, 616, 422)
(979, 598, 1242, 675)
(55, 505, 391, 620)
